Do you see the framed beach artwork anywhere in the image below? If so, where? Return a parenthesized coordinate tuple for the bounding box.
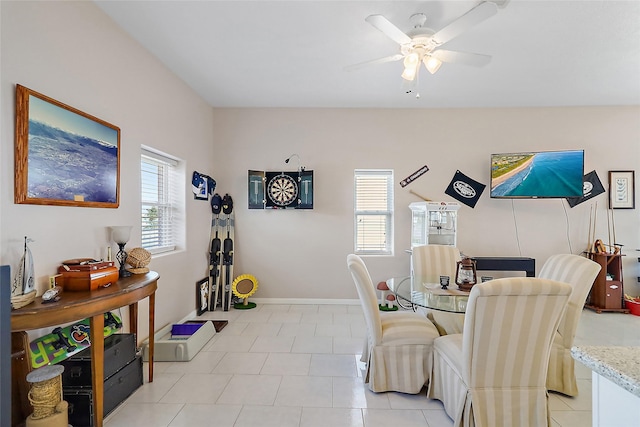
(14, 85, 120, 208)
(608, 170, 635, 209)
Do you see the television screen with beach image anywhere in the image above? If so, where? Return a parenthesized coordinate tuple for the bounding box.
(490, 150, 584, 198)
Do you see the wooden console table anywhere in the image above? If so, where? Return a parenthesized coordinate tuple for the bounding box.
(472, 256, 536, 277)
(11, 271, 159, 427)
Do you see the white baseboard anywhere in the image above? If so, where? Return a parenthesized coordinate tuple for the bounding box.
(181, 299, 358, 322)
(250, 298, 360, 305)
(179, 310, 197, 323)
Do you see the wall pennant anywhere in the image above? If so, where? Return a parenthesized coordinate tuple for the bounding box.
(566, 170, 605, 208)
(445, 170, 485, 208)
(400, 165, 429, 187)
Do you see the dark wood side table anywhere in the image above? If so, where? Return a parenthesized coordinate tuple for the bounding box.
(584, 252, 628, 313)
(11, 271, 159, 427)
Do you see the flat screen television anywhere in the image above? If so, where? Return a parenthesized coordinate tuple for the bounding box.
(490, 150, 584, 198)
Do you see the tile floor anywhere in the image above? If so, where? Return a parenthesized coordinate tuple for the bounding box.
(104, 304, 640, 427)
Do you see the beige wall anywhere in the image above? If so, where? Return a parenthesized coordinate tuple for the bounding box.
(1, 2, 639, 341)
(1, 1, 215, 341)
(212, 107, 640, 300)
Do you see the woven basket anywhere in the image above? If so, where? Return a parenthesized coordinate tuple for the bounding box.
(126, 247, 151, 274)
(126, 248, 151, 268)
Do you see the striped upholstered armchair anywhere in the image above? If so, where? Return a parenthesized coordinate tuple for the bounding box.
(427, 277, 571, 427)
(539, 254, 601, 396)
(412, 244, 462, 335)
(347, 254, 440, 393)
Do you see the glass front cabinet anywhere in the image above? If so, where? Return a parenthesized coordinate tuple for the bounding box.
(409, 201, 460, 248)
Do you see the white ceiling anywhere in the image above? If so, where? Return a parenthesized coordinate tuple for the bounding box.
(95, 0, 640, 109)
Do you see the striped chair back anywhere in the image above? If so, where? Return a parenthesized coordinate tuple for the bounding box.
(538, 254, 601, 345)
(462, 277, 571, 389)
(347, 254, 383, 346)
(412, 245, 461, 284)
(539, 253, 601, 395)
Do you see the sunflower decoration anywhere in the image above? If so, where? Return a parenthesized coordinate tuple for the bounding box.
(232, 274, 258, 309)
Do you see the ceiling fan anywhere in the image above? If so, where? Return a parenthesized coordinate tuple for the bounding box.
(346, 1, 509, 93)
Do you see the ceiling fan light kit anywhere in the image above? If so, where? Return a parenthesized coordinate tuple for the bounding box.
(424, 57, 442, 75)
(350, 1, 506, 93)
(401, 51, 421, 81)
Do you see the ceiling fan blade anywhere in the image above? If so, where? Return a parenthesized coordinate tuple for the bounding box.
(365, 14, 412, 45)
(344, 54, 404, 72)
(431, 49, 492, 67)
(431, 1, 498, 46)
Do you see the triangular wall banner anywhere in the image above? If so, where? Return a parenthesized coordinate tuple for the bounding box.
(445, 170, 486, 208)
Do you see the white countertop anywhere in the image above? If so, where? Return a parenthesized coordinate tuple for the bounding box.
(571, 346, 640, 397)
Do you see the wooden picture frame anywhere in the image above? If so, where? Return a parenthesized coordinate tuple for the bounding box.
(608, 170, 635, 209)
(14, 85, 120, 208)
(196, 277, 210, 316)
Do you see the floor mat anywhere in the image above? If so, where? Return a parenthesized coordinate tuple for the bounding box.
(212, 320, 228, 333)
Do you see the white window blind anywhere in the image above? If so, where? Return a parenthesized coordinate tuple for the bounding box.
(354, 169, 394, 255)
(141, 149, 178, 254)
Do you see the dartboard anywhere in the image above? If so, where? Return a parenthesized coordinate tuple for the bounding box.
(267, 173, 298, 207)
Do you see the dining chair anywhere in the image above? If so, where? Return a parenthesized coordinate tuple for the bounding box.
(538, 253, 601, 396)
(427, 277, 571, 427)
(347, 254, 440, 394)
(412, 244, 463, 335)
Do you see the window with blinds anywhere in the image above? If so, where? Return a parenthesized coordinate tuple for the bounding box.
(354, 169, 394, 255)
(141, 149, 178, 254)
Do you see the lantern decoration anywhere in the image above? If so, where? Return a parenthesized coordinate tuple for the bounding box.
(455, 257, 477, 292)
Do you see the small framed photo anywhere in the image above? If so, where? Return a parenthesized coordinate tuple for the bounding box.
(194, 179, 208, 200)
(608, 171, 635, 209)
(196, 277, 210, 316)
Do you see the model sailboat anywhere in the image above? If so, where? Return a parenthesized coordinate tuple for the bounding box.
(11, 236, 36, 308)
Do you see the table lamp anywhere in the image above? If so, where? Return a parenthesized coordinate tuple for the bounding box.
(110, 226, 132, 278)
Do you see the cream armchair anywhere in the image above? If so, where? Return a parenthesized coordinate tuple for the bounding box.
(427, 277, 571, 427)
(539, 253, 601, 396)
(347, 254, 440, 393)
(412, 244, 462, 335)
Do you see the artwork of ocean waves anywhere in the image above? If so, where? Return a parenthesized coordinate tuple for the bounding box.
(27, 119, 118, 202)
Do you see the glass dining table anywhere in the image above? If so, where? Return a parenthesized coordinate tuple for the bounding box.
(385, 277, 470, 313)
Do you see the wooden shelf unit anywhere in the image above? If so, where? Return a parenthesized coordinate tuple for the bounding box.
(585, 253, 629, 314)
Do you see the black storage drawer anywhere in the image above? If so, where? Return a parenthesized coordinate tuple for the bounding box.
(61, 333, 136, 388)
(64, 355, 143, 427)
(64, 389, 95, 427)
